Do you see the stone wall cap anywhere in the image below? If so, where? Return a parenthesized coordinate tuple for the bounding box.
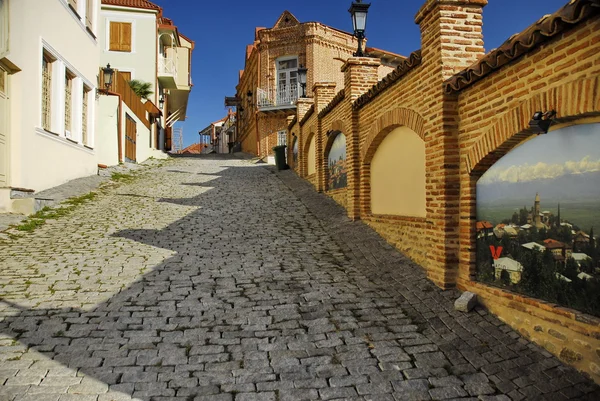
(415, 0, 488, 24)
(341, 57, 382, 72)
(312, 82, 338, 90)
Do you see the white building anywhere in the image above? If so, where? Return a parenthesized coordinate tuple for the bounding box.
(98, 0, 193, 164)
(494, 257, 524, 284)
(0, 0, 100, 214)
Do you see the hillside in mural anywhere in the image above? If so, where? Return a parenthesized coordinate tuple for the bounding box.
(476, 123, 600, 316)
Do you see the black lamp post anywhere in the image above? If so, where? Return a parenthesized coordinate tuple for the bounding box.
(349, 0, 370, 57)
(297, 64, 308, 98)
(102, 63, 114, 93)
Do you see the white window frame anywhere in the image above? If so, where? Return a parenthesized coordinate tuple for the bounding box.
(275, 56, 299, 105)
(277, 130, 287, 147)
(0, 0, 9, 58)
(37, 39, 96, 150)
(104, 17, 137, 54)
(60, 0, 98, 42)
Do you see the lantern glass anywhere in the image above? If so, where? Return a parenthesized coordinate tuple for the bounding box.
(102, 64, 114, 89)
(297, 65, 307, 86)
(349, 1, 370, 35)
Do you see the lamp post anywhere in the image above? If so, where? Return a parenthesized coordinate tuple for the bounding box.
(102, 63, 114, 93)
(297, 64, 308, 98)
(159, 95, 165, 110)
(349, 0, 370, 57)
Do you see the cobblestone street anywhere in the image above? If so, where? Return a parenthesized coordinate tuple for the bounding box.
(1, 155, 599, 401)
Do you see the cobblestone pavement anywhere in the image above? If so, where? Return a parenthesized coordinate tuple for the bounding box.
(1, 155, 599, 401)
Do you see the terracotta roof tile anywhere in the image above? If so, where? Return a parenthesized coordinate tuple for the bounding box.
(444, 0, 600, 94)
(101, 0, 161, 10)
(180, 143, 203, 154)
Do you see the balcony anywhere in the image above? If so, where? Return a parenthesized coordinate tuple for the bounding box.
(256, 84, 299, 114)
(158, 54, 177, 89)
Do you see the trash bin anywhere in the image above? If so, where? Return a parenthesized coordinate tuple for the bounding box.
(272, 145, 289, 171)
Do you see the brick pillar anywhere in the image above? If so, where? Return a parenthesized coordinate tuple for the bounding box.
(296, 98, 314, 178)
(414, 0, 487, 288)
(312, 83, 337, 192)
(342, 58, 380, 220)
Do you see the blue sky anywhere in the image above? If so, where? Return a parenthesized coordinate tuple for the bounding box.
(150, 0, 571, 148)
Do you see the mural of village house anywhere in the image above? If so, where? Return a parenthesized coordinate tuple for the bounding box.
(327, 132, 347, 190)
(476, 123, 600, 316)
(292, 137, 299, 167)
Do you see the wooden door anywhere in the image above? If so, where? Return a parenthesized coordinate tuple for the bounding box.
(125, 114, 136, 162)
(0, 66, 8, 186)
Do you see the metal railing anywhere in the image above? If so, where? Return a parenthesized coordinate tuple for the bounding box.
(256, 84, 299, 109)
(158, 56, 177, 77)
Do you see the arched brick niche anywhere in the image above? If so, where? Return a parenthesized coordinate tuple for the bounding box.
(361, 108, 427, 216)
(303, 131, 317, 178)
(460, 76, 600, 283)
(457, 77, 600, 382)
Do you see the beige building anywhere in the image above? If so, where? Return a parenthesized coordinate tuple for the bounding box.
(0, 0, 100, 214)
(233, 11, 400, 163)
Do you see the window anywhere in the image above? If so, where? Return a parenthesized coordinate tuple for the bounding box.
(41, 52, 54, 131)
(67, 0, 79, 15)
(85, 0, 93, 31)
(82, 85, 90, 146)
(277, 130, 287, 146)
(64, 70, 74, 137)
(276, 57, 298, 105)
(0, 67, 5, 93)
(109, 21, 132, 52)
(0, 0, 8, 56)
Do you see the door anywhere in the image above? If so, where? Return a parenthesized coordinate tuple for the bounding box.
(276, 57, 298, 105)
(0, 66, 8, 186)
(125, 114, 136, 162)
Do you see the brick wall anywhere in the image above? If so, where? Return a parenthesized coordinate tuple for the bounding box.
(240, 0, 600, 381)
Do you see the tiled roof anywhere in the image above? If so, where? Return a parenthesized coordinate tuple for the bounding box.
(476, 221, 493, 230)
(353, 50, 422, 110)
(101, 0, 161, 11)
(444, 0, 600, 94)
(180, 143, 202, 154)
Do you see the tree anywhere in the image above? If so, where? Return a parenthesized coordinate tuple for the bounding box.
(563, 258, 579, 281)
(557, 203, 561, 226)
(511, 212, 519, 225)
(128, 79, 154, 99)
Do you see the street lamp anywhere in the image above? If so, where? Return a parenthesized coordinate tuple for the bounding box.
(102, 63, 114, 93)
(159, 95, 165, 109)
(297, 65, 308, 98)
(349, 0, 370, 57)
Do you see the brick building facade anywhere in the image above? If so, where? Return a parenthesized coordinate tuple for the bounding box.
(264, 0, 600, 381)
(234, 11, 399, 162)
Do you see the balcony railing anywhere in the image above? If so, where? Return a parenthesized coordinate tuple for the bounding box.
(257, 84, 299, 110)
(158, 56, 177, 77)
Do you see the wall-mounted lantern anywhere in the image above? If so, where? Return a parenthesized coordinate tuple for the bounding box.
(159, 95, 165, 110)
(529, 110, 556, 134)
(297, 65, 308, 98)
(102, 63, 114, 93)
(349, 0, 370, 57)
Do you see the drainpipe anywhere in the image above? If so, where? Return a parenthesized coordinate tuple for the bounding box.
(105, 91, 123, 163)
(255, 49, 261, 156)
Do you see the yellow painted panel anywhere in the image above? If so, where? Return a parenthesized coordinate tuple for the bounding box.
(371, 126, 425, 217)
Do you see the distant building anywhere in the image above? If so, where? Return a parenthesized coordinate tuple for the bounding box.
(476, 221, 493, 239)
(543, 238, 572, 263)
(494, 257, 523, 284)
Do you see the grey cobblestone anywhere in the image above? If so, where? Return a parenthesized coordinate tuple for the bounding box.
(0, 155, 599, 400)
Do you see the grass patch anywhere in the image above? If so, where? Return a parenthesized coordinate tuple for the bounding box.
(10, 192, 97, 234)
(111, 172, 136, 183)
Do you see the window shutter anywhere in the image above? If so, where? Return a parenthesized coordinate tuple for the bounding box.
(85, 0, 93, 30)
(109, 22, 120, 50)
(120, 23, 132, 52)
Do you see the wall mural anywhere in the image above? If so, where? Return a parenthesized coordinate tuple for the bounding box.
(476, 123, 600, 316)
(327, 132, 347, 190)
(292, 137, 298, 167)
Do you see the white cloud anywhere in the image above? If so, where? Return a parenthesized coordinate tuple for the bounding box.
(479, 156, 600, 185)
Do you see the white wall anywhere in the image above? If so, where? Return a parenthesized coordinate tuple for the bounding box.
(96, 95, 120, 167)
(99, 7, 158, 104)
(6, 0, 100, 192)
